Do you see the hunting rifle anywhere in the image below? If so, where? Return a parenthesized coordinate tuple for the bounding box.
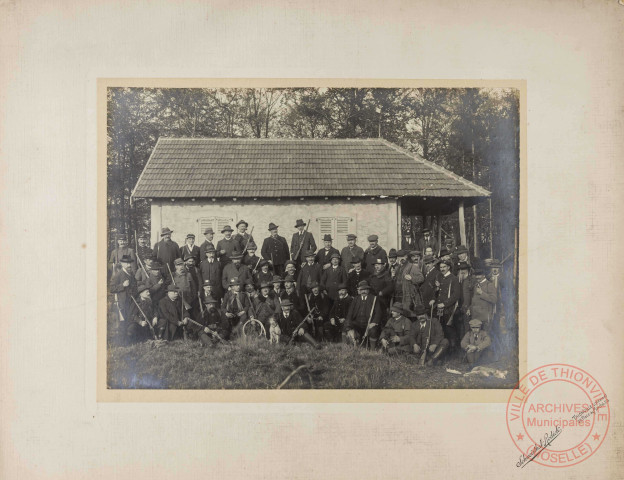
(419, 319, 432, 366)
(292, 218, 311, 262)
(359, 296, 378, 347)
(167, 263, 192, 311)
(134, 229, 148, 277)
(184, 316, 228, 343)
(287, 307, 319, 345)
(130, 295, 157, 340)
(242, 226, 254, 252)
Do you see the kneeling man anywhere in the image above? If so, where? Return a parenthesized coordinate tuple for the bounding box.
(460, 319, 492, 366)
(410, 304, 449, 366)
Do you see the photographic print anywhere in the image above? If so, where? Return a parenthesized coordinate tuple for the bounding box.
(103, 83, 521, 392)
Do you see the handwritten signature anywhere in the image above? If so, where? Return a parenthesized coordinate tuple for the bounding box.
(516, 426, 562, 468)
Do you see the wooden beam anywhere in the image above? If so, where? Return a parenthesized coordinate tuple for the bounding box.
(436, 214, 442, 256)
(396, 200, 402, 249)
(458, 200, 467, 247)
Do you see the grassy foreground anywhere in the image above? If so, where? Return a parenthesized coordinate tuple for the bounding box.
(107, 335, 519, 390)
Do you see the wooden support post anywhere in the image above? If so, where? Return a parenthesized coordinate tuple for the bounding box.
(397, 200, 402, 249)
(436, 214, 442, 256)
(458, 201, 467, 247)
(472, 204, 478, 257)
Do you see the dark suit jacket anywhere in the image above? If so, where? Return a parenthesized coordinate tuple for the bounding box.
(297, 262, 323, 295)
(153, 240, 180, 269)
(109, 268, 138, 320)
(179, 244, 201, 266)
(261, 235, 290, 266)
(345, 294, 382, 330)
(316, 247, 340, 268)
(290, 231, 317, 261)
(321, 265, 348, 301)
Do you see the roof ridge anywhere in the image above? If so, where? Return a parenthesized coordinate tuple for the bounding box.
(158, 137, 384, 142)
(378, 138, 491, 196)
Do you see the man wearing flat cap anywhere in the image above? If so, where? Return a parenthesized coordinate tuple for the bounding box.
(340, 234, 365, 272)
(109, 254, 138, 343)
(297, 249, 322, 297)
(153, 227, 180, 271)
(380, 304, 413, 354)
(321, 252, 348, 302)
(417, 228, 438, 256)
(316, 234, 340, 270)
(233, 220, 255, 254)
(290, 219, 317, 268)
(199, 227, 216, 261)
(363, 234, 388, 274)
(344, 280, 382, 348)
(461, 319, 492, 366)
(180, 233, 201, 267)
(261, 223, 290, 277)
(221, 250, 253, 292)
(409, 304, 449, 366)
(216, 225, 238, 267)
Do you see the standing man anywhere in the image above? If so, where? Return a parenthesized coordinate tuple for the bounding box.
(388, 249, 399, 280)
(369, 258, 394, 321)
(109, 235, 137, 274)
(153, 227, 180, 271)
(135, 234, 153, 264)
(316, 234, 340, 270)
(199, 245, 222, 301)
(261, 222, 290, 277)
(344, 280, 382, 348)
(171, 258, 199, 321)
(221, 251, 253, 291)
(180, 233, 201, 266)
(135, 253, 155, 285)
(221, 277, 252, 337)
(216, 225, 238, 267)
(420, 255, 442, 315)
(243, 242, 261, 271)
(340, 234, 365, 271)
(297, 250, 322, 296)
(290, 219, 316, 267)
(393, 249, 424, 314)
(306, 282, 331, 342)
(281, 274, 303, 314)
(321, 252, 348, 302)
(417, 228, 437, 255)
(346, 257, 370, 296)
(435, 258, 461, 352)
(199, 227, 216, 260)
(363, 234, 388, 274)
(233, 220, 255, 253)
(109, 254, 138, 343)
(143, 260, 167, 308)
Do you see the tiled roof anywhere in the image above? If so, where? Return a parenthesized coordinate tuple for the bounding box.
(132, 138, 490, 199)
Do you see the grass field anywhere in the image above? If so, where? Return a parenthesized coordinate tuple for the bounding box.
(107, 334, 519, 390)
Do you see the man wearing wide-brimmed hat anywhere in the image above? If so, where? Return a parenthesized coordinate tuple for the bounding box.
(316, 234, 340, 270)
(253, 281, 278, 337)
(221, 277, 252, 336)
(233, 219, 255, 254)
(221, 250, 252, 291)
(344, 280, 382, 348)
(326, 283, 352, 343)
(242, 241, 261, 271)
(199, 227, 216, 261)
(253, 259, 273, 290)
(297, 249, 322, 297)
(216, 225, 238, 267)
(290, 219, 317, 267)
(452, 245, 470, 276)
(261, 222, 290, 277)
(340, 234, 365, 272)
(199, 245, 222, 301)
(153, 227, 181, 270)
(180, 233, 201, 267)
(380, 304, 412, 354)
(417, 228, 438, 256)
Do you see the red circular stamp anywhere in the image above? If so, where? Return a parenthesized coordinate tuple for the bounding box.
(506, 363, 610, 468)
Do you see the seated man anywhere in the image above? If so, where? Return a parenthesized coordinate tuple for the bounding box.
(461, 319, 492, 366)
(325, 283, 352, 343)
(128, 284, 159, 343)
(344, 280, 382, 348)
(158, 284, 191, 341)
(190, 295, 231, 347)
(275, 299, 320, 348)
(253, 281, 278, 336)
(297, 250, 322, 296)
(409, 304, 449, 366)
(305, 281, 331, 342)
(379, 304, 412, 354)
(221, 277, 252, 337)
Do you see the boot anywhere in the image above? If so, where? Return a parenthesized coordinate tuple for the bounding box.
(367, 337, 378, 350)
(301, 332, 321, 350)
(430, 340, 449, 365)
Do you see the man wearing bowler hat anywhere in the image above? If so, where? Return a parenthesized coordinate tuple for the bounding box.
(159, 284, 191, 341)
(290, 219, 316, 267)
(233, 220, 255, 252)
(417, 228, 438, 255)
(316, 234, 340, 270)
(180, 233, 201, 267)
(409, 304, 449, 366)
(321, 252, 348, 302)
(344, 280, 382, 348)
(216, 225, 238, 267)
(153, 227, 180, 270)
(340, 234, 365, 272)
(363, 234, 388, 274)
(297, 249, 322, 296)
(261, 222, 290, 277)
(199, 227, 216, 260)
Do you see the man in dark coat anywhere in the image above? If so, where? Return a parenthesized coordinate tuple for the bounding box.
(347, 258, 370, 296)
(153, 227, 180, 271)
(261, 223, 290, 277)
(136, 234, 153, 265)
(253, 282, 279, 336)
(363, 235, 388, 274)
(141, 260, 167, 308)
(420, 255, 442, 315)
(297, 250, 322, 296)
(134, 253, 155, 284)
(388, 248, 399, 280)
(179, 233, 201, 267)
(191, 295, 231, 346)
(321, 252, 348, 302)
(368, 258, 394, 322)
(304, 282, 331, 341)
(325, 284, 352, 343)
(158, 284, 190, 341)
(172, 258, 199, 321)
(254, 260, 273, 290)
(221, 251, 253, 291)
(243, 242, 262, 272)
(109, 254, 138, 341)
(275, 299, 319, 348)
(344, 280, 382, 348)
(199, 227, 216, 261)
(393, 249, 424, 314)
(409, 304, 449, 366)
(280, 274, 303, 314)
(199, 245, 222, 301)
(221, 277, 252, 337)
(127, 284, 158, 343)
(340, 234, 365, 272)
(435, 259, 461, 351)
(417, 228, 438, 257)
(109, 235, 137, 274)
(380, 304, 413, 354)
(216, 225, 239, 267)
(290, 219, 317, 267)
(316, 234, 340, 270)
(233, 219, 255, 254)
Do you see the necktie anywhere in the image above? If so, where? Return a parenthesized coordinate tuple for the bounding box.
(474, 334, 478, 343)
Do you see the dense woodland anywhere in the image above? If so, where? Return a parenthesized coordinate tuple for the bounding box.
(107, 87, 519, 266)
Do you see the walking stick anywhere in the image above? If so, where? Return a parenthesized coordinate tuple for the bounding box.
(130, 296, 157, 340)
(359, 296, 377, 347)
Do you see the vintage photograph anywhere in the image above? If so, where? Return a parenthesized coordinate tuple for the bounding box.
(105, 85, 520, 390)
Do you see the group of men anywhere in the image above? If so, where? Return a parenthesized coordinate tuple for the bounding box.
(109, 219, 510, 366)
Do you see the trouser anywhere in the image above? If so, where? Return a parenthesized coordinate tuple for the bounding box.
(126, 322, 154, 343)
(414, 338, 449, 364)
(323, 321, 343, 342)
(344, 324, 380, 348)
(466, 350, 484, 366)
(229, 312, 248, 337)
(439, 313, 459, 351)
